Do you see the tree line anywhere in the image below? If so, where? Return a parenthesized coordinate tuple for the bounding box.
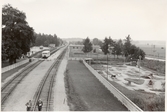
(34, 33, 63, 47)
(82, 35, 145, 60)
(2, 4, 63, 64)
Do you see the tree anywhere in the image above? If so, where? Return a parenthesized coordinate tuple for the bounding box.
(113, 39, 123, 58)
(2, 4, 35, 64)
(123, 35, 132, 57)
(93, 49, 96, 53)
(92, 38, 99, 45)
(82, 37, 93, 53)
(92, 38, 103, 46)
(101, 37, 114, 55)
(129, 45, 145, 60)
(123, 35, 145, 61)
(34, 33, 62, 47)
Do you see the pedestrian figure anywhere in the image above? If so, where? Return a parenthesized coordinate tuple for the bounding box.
(36, 99, 43, 111)
(25, 100, 32, 111)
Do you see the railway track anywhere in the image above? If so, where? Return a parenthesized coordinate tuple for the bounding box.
(31, 48, 67, 111)
(1, 46, 65, 107)
(1, 60, 44, 106)
(31, 45, 64, 58)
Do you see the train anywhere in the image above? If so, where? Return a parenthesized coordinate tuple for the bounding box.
(42, 50, 50, 58)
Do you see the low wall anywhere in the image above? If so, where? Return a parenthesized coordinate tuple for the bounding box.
(68, 57, 83, 60)
(83, 60, 143, 111)
(2, 59, 29, 73)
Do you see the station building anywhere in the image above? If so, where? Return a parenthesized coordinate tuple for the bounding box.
(69, 44, 101, 54)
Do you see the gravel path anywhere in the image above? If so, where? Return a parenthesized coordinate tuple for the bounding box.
(66, 60, 128, 111)
(53, 51, 69, 111)
(2, 47, 65, 111)
(2, 60, 54, 111)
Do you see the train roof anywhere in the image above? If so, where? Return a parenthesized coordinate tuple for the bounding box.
(42, 50, 50, 53)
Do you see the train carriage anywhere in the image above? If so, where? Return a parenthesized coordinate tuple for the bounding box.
(42, 50, 50, 58)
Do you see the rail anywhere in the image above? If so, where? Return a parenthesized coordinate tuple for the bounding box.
(1, 60, 43, 106)
(31, 48, 67, 111)
(83, 60, 143, 112)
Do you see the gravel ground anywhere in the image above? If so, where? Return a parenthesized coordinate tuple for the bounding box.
(2, 60, 55, 111)
(66, 60, 128, 111)
(2, 47, 66, 111)
(53, 50, 69, 111)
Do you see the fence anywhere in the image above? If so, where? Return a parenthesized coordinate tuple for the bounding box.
(68, 57, 83, 60)
(2, 59, 29, 73)
(83, 60, 143, 111)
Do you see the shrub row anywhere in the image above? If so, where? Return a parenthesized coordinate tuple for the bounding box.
(141, 59, 165, 74)
(131, 94, 165, 111)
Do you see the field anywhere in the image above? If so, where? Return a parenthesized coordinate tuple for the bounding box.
(140, 46, 165, 59)
(132, 40, 166, 59)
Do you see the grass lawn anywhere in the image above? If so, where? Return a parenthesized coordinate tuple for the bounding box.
(64, 60, 128, 111)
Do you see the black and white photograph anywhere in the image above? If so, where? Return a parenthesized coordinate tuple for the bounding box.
(1, 0, 166, 111)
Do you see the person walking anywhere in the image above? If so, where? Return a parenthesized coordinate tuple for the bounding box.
(36, 99, 43, 111)
(25, 100, 32, 111)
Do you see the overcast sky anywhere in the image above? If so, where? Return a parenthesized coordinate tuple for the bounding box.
(2, 0, 167, 40)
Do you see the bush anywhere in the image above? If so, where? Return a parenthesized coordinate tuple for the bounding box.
(131, 95, 165, 111)
(141, 59, 165, 74)
(145, 95, 165, 111)
(132, 97, 145, 110)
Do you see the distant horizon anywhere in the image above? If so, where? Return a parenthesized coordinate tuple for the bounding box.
(62, 37, 166, 41)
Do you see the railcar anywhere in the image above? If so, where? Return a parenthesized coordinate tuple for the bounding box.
(42, 50, 50, 58)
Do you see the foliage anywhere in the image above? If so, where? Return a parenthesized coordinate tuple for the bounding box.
(129, 45, 145, 60)
(101, 37, 115, 55)
(82, 37, 93, 53)
(2, 4, 35, 64)
(141, 59, 165, 74)
(123, 35, 132, 57)
(132, 94, 165, 111)
(93, 49, 96, 53)
(112, 39, 123, 58)
(34, 33, 62, 47)
(92, 38, 103, 46)
(123, 35, 145, 60)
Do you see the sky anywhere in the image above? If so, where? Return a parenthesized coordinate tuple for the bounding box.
(2, 0, 167, 41)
